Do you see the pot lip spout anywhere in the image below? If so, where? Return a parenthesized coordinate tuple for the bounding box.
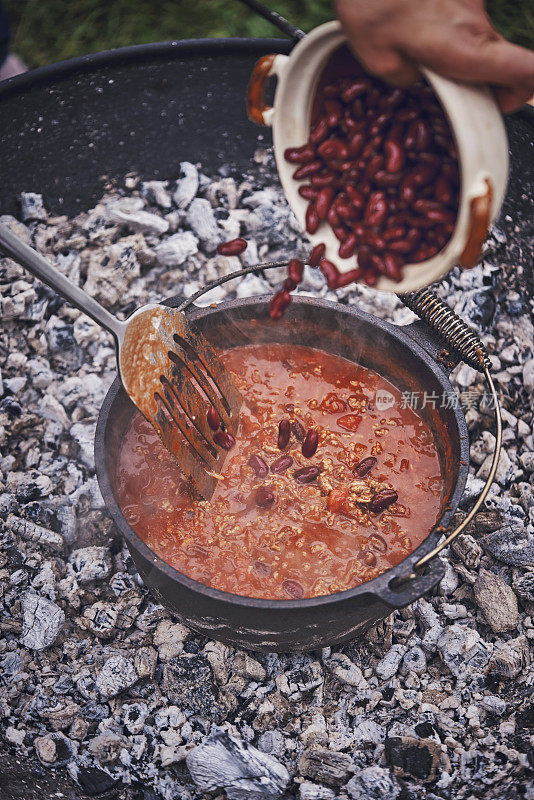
(94, 294, 469, 610)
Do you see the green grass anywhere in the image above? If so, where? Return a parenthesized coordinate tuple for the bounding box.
(5, 0, 533, 69)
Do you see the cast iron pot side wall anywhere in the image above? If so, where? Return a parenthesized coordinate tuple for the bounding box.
(95, 296, 469, 652)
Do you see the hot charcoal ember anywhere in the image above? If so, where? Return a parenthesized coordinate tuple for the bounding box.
(0, 155, 530, 800)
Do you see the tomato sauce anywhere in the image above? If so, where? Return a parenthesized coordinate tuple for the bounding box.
(115, 344, 444, 599)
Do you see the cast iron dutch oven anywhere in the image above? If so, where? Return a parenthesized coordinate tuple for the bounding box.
(0, 37, 529, 651)
(95, 294, 468, 652)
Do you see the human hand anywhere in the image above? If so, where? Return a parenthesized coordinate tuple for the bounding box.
(335, 0, 534, 112)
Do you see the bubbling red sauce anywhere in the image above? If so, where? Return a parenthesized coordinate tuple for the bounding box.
(115, 344, 444, 599)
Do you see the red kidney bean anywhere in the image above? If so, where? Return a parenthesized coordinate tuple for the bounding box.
(302, 429, 319, 458)
(396, 108, 419, 123)
(288, 258, 304, 284)
(415, 120, 431, 151)
(427, 208, 456, 224)
(309, 118, 330, 145)
(294, 466, 321, 484)
(366, 87, 381, 108)
(389, 237, 414, 254)
(418, 151, 441, 167)
(413, 199, 446, 215)
(336, 267, 363, 287)
(352, 222, 365, 238)
(400, 177, 416, 204)
(364, 270, 379, 287)
(318, 139, 348, 160)
(207, 406, 220, 431)
(365, 154, 385, 180)
(255, 486, 275, 509)
(278, 418, 291, 449)
(384, 226, 406, 242)
(305, 204, 320, 234)
(325, 99, 343, 127)
(291, 419, 306, 441)
(320, 258, 341, 289)
(282, 579, 304, 599)
(435, 175, 454, 206)
(364, 191, 388, 226)
(406, 227, 421, 247)
(341, 79, 369, 102)
(383, 253, 404, 282)
(363, 230, 386, 251)
(384, 139, 405, 173)
(310, 172, 337, 188)
(387, 213, 408, 227)
(283, 278, 297, 292)
(362, 550, 377, 567)
(381, 88, 405, 109)
(269, 290, 291, 320)
(293, 161, 322, 180)
(323, 83, 341, 98)
(369, 252, 388, 276)
(346, 170, 362, 186)
(298, 185, 319, 201)
(369, 488, 398, 513)
(408, 215, 435, 229)
(308, 243, 326, 267)
(327, 205, 341, 227)
(341, 115, 358, 135)
(410, 245, 432, 263)
(351, 98, 364, 119)
(315, 187, 334, 221)
(333, 224, 350, 242)
(271, 455, 293, 474)
(213, 430, 235, 450)
(336, 202, 359, 221)
(253, 560, 272, 577)
(248, 454, 269, 479)
(412, 163, 438, 187)
(338, 234, 358, 259)
(357, 245, 373, 272)
(369, 113, 391, 136)
(217, 238, 247, 257)
(373, 170, 402, 188)
(353, 456, 377, 477)
(345, 185, 365, 208)
(404, 119, 419, 149)
(283, 144, 316, 164)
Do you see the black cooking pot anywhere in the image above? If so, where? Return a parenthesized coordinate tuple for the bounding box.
(95, 295, 468, 652)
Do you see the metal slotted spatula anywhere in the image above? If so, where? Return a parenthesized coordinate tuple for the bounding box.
(0, 222, 242, 499)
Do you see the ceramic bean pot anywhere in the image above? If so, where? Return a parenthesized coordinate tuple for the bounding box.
(247, 21, 509, 292)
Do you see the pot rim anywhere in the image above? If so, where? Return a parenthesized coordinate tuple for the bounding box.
(94, 294, 469, 609)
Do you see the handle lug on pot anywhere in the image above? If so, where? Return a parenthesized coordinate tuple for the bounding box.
(379, 557, 446, 609)
(247, 53, 288, 126)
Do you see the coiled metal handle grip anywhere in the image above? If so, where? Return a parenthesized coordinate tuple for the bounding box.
(400, 288, 491, 372)
(391, 287, 502, 589)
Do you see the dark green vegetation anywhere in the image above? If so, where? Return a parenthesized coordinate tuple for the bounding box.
(5, 0, 533, 69)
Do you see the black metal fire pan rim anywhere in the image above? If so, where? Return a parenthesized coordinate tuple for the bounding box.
(0, 38, 292, 97)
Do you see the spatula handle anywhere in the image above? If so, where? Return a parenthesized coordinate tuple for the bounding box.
(0, 221, 124, 340)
